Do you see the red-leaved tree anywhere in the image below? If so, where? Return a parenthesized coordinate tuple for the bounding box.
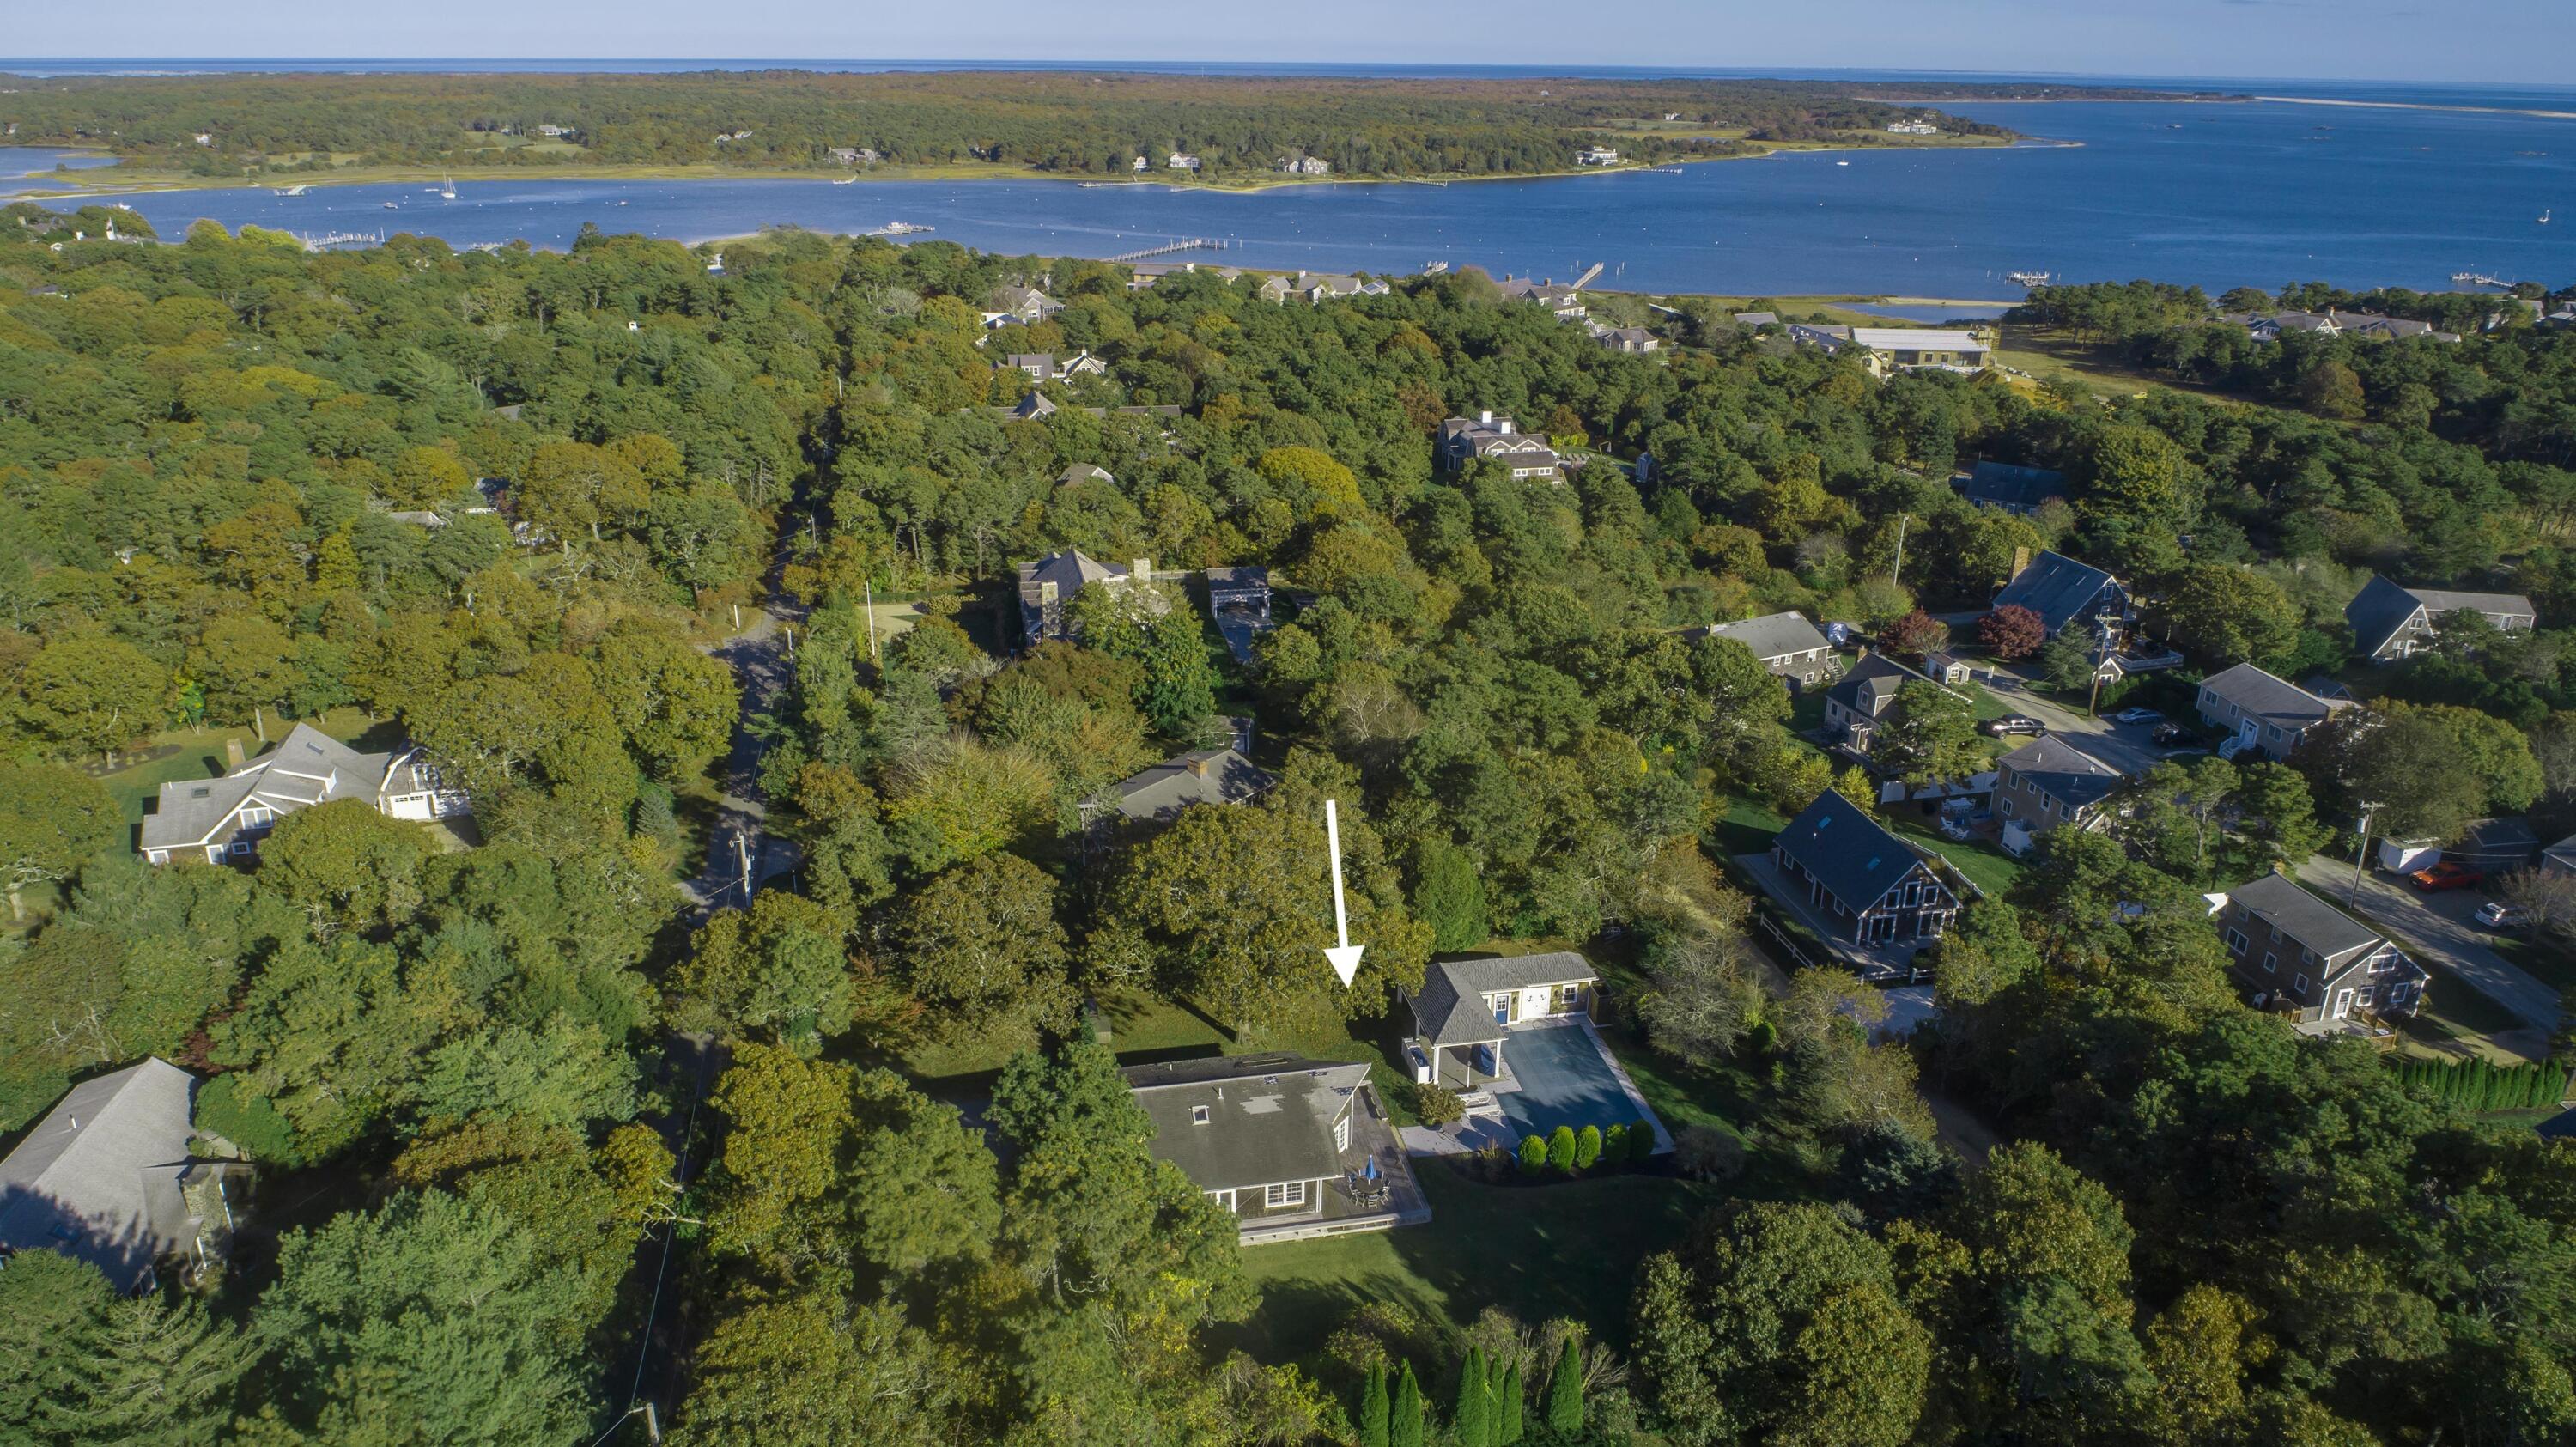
(1979, 605, 2047, 660)
(1881, 610, 1949, 658)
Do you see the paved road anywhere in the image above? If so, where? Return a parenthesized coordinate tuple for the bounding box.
(1980, 672, 2184, 777)
(2292, 854, 2561, 1034)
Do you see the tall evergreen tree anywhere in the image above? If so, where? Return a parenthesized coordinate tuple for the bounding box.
(1496, 1359, 1523, 1444)
(1451, 1346, 1491, 1447)
(1360, 1361, 1390, 1447)
(1546, 1337, 1584, 1434)
(1392, 1360, 1425, 1447)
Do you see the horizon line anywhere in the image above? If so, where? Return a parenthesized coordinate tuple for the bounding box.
(3, 58, 2573, 89)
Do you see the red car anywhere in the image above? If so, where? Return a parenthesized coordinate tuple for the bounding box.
(2410, 861, 2485, 892)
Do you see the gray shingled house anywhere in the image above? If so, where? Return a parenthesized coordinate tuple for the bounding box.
(0, 1059, 227, 1292)
(2196, 663, 2344, 760)
(1016, 550, 1158, 648)
(1770, 790, 1959, 946)
(1437, 411, 1563, 481)
(1402, 952, 1600, 1089)
(2343, 575, 2538, 662)
(1822, 653, 1950, 751)
(1123, 1056, 1404, 1237)
(1691, 611, 1837, 691)
(2210, 872, 2427, 1024)
(1990, 550, 2133, 640)
(140, 722, 467, 866)
(1993, 735, 2126, 850)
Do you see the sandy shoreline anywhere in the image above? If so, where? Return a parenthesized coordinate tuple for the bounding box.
(2252, 94, 2576, 121)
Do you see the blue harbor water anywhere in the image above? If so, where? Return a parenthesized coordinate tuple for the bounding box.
(0, 145, 123, 194)
(24, 75, 2576, 297)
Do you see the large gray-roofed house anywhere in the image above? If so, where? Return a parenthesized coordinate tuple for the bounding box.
(1993, 735, 2125, 838)
(1091, 747, 1276, 827)
(1403, 952, 1600, 1089)
(2343, 575, 2539, 661)
(1956, 461, 2067, 516)
(1124, 1056, 1371, 1228)
(1691, 611, 1835, 690)
(1822, 652, 1951, 750)
(140, 722, 467, 866)
(1017, 550, 1159, 648)
(1990, 550, 2133, 639)
(2211, 872, 2427, 1024)
(0, 1059, 204, 1292)
(2196, 663, 2342, 760)
(1770, 789, 1958, 946)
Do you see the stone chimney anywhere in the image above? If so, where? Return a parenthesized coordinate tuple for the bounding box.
(1132, 556, 1152, 584)
(224, 738, 246, 769)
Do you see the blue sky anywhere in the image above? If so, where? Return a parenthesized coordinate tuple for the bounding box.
(11, 0, 2573, 85)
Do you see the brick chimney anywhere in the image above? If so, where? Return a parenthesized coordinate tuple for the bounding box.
(1185, 753, 1211, 777)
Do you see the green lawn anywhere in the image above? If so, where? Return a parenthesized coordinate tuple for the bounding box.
(1229, 1164, 1723, 1366)
(2488, 931, 2576, 996)
(1886, 816, 2029, 900)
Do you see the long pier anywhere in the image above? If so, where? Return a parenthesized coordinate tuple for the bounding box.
(294, 229, 384, 252)
(1103, 237, 1230, 264)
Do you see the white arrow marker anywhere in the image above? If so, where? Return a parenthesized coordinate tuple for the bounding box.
(1323, 798, 1365, 987)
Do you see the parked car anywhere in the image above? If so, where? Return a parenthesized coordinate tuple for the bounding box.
(2112, 707, 2162, 724)
(2476, 901, 2533, 930)
(2410, 861, 2485, 892)
(1982, 715, 2046, 738)
(2151, 723, 2194, 746)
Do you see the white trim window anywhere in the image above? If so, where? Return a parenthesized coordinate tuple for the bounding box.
(2293, 973, 2309, 995)
(1264, 1181, 1307, 1209)
(2262, 952, 2278, 975)
(1334, 1114, 1352, 1152)
(2225, 928, 2250, 954)
(2357, 987, 2374, 1006)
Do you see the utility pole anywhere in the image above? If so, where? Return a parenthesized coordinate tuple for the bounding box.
(2348, 801, 2382, 907)
(862, 578, 880, 662)
(1891, 511, 1909, 583)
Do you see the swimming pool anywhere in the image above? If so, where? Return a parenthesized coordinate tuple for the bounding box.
(1493, 1024, 1656, 1142)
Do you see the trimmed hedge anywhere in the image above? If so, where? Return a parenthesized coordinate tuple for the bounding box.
(2391, 1055, 2570, 1112)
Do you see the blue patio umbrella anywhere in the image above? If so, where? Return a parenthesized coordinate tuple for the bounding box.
(1364, 1157, 1379, 1182)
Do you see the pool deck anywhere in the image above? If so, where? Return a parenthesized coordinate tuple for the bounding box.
(1400, 1018, 1673, 1157)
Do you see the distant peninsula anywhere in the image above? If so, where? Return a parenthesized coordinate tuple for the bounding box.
(0, 70, 2070, 193)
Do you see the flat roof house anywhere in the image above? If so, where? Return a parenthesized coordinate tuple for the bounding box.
(1771, 789, 1959, 946)
(0, 1059, 223, 1292)
(1850, 328, 1991, 376)
(1402, 952, 1601, 1091)
(1690, 611, 1838, 691)
(2344, 575, 2538, 662)
(2210, 872, 2428, 1025)
(2196, 663, 2343, 761)
(1124, 1056, 1413, 1241)
(1085, 746, 1276, 828)
(141, 723, 467, 866)
(1993, 735, 2125, 852)
(1991, 550, 2134, 641)
(1016, 550, 1157, 648)
(1955, 461, 2067, 517)
(1437, 411, 1563, 482)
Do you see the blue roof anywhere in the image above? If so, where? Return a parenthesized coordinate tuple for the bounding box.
(1773, 789, 1935, 913)
(1992, 550, 2122, 635)
(1960, 461, 2066, 510)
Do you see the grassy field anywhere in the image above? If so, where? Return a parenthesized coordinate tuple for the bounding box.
(1887, 814, 2029, 900)
(92, 709, 386, 831)
(1229, 1164, 1722, 1365)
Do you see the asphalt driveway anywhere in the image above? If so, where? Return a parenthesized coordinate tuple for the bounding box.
(2291, 854, 2561, 1034)
(1980, 672, 2187, 778)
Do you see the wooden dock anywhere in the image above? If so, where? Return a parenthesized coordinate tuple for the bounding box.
(1103, 237, 1229, 264)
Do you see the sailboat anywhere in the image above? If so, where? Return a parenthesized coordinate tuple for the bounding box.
(2543, 209, 2555, 225)
(439, 176, 456, 200)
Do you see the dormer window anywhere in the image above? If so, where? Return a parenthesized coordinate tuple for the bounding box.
(1191, 1105, 1210, 1125)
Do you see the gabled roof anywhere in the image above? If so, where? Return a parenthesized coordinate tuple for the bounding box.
(2544, 833, 2576, 874)
(1992, 550, 2123, 635)
(1058, 463, 1113, 488)
(1018, 550, 1126, 599)
(1959, 461, 2066, 510)
(2450, 817, 2540, 868)
(1733, 311, 1779, 326)
(2224, 872, 2382, 960)
(1104, 748, 1276, 824)
(1826, 652, 1935, 720)
(1408, 953, 1598, 1047)
(2344, 575, 2538, 657)
(1125, 1056, 1366, 1193)
(1996, 735, 2126, 810)
(1774, 789, 1935, 914)
(2199, 662, 2335, 732)
(1696, 610, 1829, 662)
(0, 1059, 199, 1292)
(140, 723, 409, 851)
